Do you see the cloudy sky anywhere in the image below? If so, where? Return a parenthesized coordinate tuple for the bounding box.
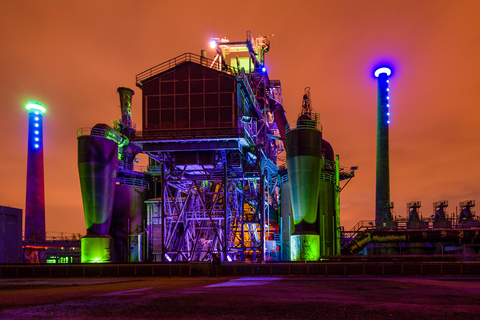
(2, 0, 480, 234)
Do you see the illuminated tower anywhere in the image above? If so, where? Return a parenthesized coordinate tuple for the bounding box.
(286, 88, 322, 261)
(374, 67, 393, 227)
(24, 101, 46, 241)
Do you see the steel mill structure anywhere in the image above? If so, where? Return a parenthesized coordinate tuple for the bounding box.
(77, 31, 356, 263)
(75, 32, 480, 264)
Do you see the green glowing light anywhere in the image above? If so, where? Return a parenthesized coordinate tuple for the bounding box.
(26, 101, 46, 113)
(81, 237, 112, 263)
(290, 234, 320, 261)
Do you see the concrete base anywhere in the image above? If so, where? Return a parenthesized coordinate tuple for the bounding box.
(290, 234, 320, 261)
(81, 235, 113, 263)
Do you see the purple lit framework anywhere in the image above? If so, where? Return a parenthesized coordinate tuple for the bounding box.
(144, 152, 274, 262)
(133, 50, 282, 261)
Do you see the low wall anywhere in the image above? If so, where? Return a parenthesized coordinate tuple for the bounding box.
(1, 261, 480, 278)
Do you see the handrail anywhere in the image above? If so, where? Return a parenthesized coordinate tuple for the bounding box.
(117, 177, 149, 188)
(77, 127, 128, 147)
(285, 114, 322, 134)
(131, 128, 246, 142)
(135, 52, 240, 86)
(118, 161, 148, 173)
(321, 172, 335, 183)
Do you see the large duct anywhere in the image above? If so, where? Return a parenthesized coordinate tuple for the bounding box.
(117, 87, 134, 131)
(279, 170, 292, 261)
(318, 139, 337, 256)
(110, 185, 149, 262)
(268, 98, 288, 140)
(78, 124, 119, 263)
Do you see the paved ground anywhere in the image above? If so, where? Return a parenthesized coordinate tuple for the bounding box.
(0, 276, 479, 319)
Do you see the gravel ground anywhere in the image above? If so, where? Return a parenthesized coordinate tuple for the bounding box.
(0, 277, 479, 319)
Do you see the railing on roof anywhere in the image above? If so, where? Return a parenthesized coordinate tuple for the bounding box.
(118, 160, 148, 173)
(285, 114, 322, 134)
(131, 128, 247, 142)
(22, 231, 84, 242)
(135, 52, 240, 87)
(117, 177, 149, 188)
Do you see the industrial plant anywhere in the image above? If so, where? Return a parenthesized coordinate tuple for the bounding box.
(6, 31, 480, 265)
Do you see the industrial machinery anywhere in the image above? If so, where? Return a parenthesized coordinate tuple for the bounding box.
(78, 31, 282, 262)
(77, 31, 356, 263)
(282, 88, 355, 260)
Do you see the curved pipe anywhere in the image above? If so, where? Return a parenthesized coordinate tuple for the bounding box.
(268, 98, 288, 140)
(341, 229, 480, 255)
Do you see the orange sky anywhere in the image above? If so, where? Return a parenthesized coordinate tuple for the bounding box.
(2, 1, 480, 234)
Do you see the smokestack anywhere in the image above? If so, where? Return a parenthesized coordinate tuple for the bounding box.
(374, 67, 393, 227)
(117, 87, 135, 135)
(24, 101, 46, 241)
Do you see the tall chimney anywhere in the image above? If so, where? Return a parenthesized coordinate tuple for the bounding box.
(374, 67, 393, 227)
(24, 101, 46, 241)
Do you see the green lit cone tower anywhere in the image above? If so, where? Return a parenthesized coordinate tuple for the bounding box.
(78, 124, 119, 263)
(286, 88, 322, 261)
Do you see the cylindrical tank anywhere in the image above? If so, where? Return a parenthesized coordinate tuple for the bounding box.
(318, 139, 337, 256)
(110, 184, 149, 262)
(286, 115, 322, 261)
(78, 129, 118, 263)
(279, 171, 292, 261)
(318, 179, 336, 256)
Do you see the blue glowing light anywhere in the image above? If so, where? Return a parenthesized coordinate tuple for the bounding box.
(34, 144, 39, 148)
(387, 104, 390, 107)
(374, 67, 392, 77)
(35, 123, 39, 127)
(34, 117, 39, 121)
(262, 67, 266, 72)
(35, 137, 39, 141)
(387, 80, 389, 83)
(387, 112, 390, 116)
(35, 130, 39, 134)
(386, 96, 390, 100)
(387, 120, 390, 124)
(386, 88, 390, 91)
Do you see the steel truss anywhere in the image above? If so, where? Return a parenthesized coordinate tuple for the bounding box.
(146, 151, 270, 262)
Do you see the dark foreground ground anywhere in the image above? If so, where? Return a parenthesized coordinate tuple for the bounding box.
(0, 276, 479, 319)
